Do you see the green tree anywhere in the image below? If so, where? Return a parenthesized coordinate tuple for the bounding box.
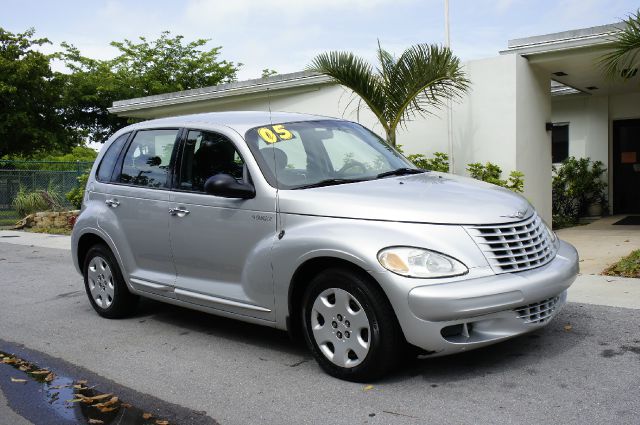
(601, 10, 640, 79)
(59, 31, 241, 143)
(0, 28, 81, 157)
(261, 68, 278, 78)
(307, 42, 469, 147)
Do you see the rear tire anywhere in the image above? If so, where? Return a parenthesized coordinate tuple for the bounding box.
(83, 244, 138, 318)
(301, 267, 402, 382)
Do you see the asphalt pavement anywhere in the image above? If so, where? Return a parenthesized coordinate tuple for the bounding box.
(0, 240, 639, 424)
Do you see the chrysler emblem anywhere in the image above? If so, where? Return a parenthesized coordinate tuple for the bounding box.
(501, 208, 528, 219)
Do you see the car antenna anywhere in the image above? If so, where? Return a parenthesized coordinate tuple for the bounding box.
(266, 86, 280, 189)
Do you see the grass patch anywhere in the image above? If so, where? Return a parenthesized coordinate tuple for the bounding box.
(0, 210, 20, 228)
(603, 250, 640, 278)
(25, 227, 72, 236)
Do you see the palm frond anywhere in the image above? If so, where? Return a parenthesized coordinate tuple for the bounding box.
(375, 40, 396, 88)
(307, 51, 388, 130)
(387, 44, 469, 130)
(308, 42, 469, 145)
(600, 10, 640, 79)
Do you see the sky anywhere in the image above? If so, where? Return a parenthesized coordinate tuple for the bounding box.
(3, 0, 639, 80)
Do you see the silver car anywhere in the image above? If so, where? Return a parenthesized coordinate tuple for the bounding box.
(71, 111, 579, 381)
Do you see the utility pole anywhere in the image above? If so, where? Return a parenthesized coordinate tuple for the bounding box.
(444, 0, 455, 173)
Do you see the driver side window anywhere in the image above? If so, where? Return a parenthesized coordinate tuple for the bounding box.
(179, 130, 244, 192)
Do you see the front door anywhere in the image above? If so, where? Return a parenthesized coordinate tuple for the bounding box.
(613, 119, 640, 214)
(168, 129, 277, 321)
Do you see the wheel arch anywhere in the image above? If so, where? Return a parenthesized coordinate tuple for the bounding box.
(76, 231, 126, 278)
(286, 256, 403, 343)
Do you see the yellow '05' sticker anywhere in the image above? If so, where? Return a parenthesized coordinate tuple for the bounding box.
(257, 125, 295, 144)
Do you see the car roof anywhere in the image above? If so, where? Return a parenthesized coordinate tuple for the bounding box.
(125, 111, 340, 135)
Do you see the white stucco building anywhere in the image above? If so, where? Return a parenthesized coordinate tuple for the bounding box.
(108, 23, 640, 222)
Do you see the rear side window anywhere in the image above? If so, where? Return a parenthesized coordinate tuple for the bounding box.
(96, 133, 129, 182)
(118, 129, 180, 188)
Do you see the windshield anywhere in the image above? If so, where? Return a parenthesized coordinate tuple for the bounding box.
(245, 120, 416, 189)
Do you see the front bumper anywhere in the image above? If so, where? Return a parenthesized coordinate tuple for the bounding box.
(383, 240, 578, 356)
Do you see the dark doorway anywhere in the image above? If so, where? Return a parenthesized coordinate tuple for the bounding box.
(612, 119, 640, 214)
(552, 124, 569, 164)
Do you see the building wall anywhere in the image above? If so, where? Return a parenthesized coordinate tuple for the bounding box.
(551, 95, 608, 166)
(516, 58, 552, 222)
(609, 92, 640, 120)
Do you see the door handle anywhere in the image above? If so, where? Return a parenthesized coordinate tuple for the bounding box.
(105, 199, 120, 208)
(169, 207, 190, 216)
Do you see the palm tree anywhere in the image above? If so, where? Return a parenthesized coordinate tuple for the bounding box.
(601, 10, 640, 79)
(307, 42, 469, 147)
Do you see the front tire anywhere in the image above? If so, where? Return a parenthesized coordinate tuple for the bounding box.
(83, 244, 138, 318)
(301, 268, 402, 381)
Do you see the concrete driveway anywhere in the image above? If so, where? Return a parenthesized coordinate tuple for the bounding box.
(557, 215, 640, 275)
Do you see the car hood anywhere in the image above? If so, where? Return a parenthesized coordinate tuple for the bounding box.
(277, 172, 533, 225)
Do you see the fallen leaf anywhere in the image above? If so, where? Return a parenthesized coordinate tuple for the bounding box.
(97, 406, 117, 413)
(94, 397, 118, 408)
(66, 399, 85, 403)
(18, 365, 29, 372)
(10, 378, 27, 383)
(88, 419, 104, 424)
(2, 357, 17, 364)
(143, 413, 153, 419)
(363, 385, 374, 392)
(45, 372, 55, 382)
(121, 403, 132, 408)
(74, 393, 113, 402)
(155, 420, 169, 425)
(30, 370, 50, 375)
(564, 324, 573, 331)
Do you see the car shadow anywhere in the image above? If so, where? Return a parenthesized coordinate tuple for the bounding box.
(133, 299, 591, 381)
(135, 298, 307, 357)
(382, 308, 592, 384)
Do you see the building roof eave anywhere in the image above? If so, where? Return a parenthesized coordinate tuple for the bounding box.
(500, 22, 623, 56)
(108, 71, 334, 115)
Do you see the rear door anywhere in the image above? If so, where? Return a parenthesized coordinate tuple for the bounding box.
(168, 129, 277, 320)
(96, 128, 181, 296)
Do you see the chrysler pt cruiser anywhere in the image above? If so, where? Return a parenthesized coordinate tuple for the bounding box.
(71, 111, 579, 381)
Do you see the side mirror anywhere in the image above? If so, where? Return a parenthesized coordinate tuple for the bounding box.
(204, 174, 256, 199)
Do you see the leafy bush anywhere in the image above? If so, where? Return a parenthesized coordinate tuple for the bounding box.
(467, 162, 525, 193)
(406, 152, 450, 172)
(2, 146, 98, 164)
(552, 157, 607, 227)
(66, 173, 89, 209)
(12, 187, 64, 217)
(398, 148, 525, 193)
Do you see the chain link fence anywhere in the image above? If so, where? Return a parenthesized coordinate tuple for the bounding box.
(0, 160, 94, 211)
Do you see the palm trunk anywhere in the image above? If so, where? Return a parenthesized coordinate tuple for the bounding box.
(385, 128, 396, 147)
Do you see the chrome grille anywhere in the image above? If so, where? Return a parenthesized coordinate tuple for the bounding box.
(514, 296, 560, 324)
(465, 213, 556, 273)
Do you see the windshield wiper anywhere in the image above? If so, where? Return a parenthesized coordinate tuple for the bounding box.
(375, 168, 426, 179)
(293, 178, 369, 189)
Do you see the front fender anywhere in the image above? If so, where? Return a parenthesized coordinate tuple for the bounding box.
(272, 213, 488, 330)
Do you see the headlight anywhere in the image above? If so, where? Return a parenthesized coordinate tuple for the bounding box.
(377, 247, 468, 278)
